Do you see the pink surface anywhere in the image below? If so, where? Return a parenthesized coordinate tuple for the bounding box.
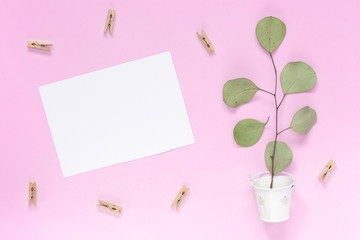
(1, 0, 360, 239)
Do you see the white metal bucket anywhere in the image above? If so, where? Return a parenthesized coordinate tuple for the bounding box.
(249, 172, 295, 222)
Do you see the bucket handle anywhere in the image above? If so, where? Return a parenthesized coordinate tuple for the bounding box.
(248, 172, 294, 183)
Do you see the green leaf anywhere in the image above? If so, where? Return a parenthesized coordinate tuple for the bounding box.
(290, 106, 317, 134)
(256, 16, 286, 53)
(223, 78, 259, 107)
(265, 141, 293, 174)
(233, 118, 269, 147)
(280, 62, 317, 94)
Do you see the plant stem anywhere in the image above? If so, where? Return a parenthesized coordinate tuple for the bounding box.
(269, 52, 278, 189)
(264, 116, 270, 125)
(278, 94, 286, 108)
(278, 127, 290, 135)
(258, 88, 275, 96)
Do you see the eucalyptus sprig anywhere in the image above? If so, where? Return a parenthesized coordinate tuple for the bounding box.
(223, 16, 317, 188)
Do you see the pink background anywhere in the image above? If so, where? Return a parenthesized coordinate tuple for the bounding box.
(1, 0, 360, 239)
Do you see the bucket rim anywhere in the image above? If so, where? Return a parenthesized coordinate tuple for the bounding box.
(249, 172, 295, 191)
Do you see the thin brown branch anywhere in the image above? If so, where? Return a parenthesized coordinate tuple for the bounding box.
(277, 94, 286, 109)
(278, 127, 290, 135)
(258, 88, 275, 96)
(269, 52, 278, 189)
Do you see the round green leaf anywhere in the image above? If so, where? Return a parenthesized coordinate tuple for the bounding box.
(256, 16, 286, 53)
(223, 78, 259, 107)
(290, 106, 317, 134)
(233, 118, 269, 147)
(280, 62, 317, 94)
(265, 141, 293, 174)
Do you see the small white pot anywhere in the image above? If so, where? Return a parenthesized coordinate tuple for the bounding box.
(249, 172, 295, 222)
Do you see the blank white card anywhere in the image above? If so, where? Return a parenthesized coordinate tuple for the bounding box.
(39, 52, 194, 177)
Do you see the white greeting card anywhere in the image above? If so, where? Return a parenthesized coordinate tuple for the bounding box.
(39, 52, 194, 177)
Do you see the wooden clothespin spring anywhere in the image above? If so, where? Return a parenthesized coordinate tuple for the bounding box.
(28, 182, 36, 206)
(97, 200, 122, 214)
(319, 160, 336, 183)
(196, 29, 215, 53)
(171, 186, 189, 210)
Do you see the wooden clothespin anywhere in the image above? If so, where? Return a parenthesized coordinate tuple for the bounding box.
(27, 41, 52, 51)
(104, 9, 115, 35)
(97, 200, 122, 214)
(319, 160, 336, 183)
(196, 29, 215, 53)
(28, 182, 36, 206)
(171, 186, 189, 209)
